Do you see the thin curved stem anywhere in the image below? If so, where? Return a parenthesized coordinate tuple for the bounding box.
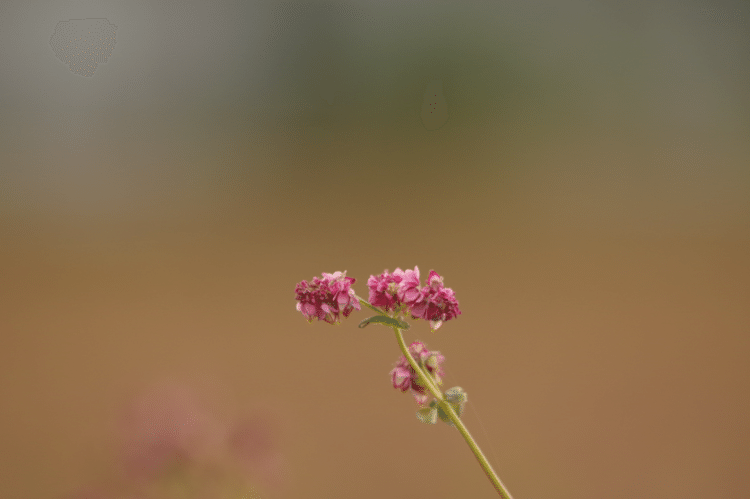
(353, 294, 513, 498)
(356, 295, 386, 315)
(391, 326, 513, 499)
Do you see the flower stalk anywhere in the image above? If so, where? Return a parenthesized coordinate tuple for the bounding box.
(296, 268, 514, 498)
(390, 321, 513, 499)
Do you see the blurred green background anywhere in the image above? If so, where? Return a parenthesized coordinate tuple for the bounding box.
(1, 1, 749, 498)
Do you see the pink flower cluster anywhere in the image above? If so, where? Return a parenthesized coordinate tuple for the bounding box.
(295, 267, 461, 332)
(294, 271, 362, 325)
(368, 266, 461, 332)
(62, 380, 287, 499)
(391, 341, 446, 405)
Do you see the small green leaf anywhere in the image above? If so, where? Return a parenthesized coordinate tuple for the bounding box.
(416, 407, 438, 424)
(436, 404, 456, 427)
(433, 396, 467, 427)
(445, 386, 468, 405)
(358, 315, 410, 330)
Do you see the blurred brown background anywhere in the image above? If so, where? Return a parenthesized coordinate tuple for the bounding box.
(1, 1, 749, 498)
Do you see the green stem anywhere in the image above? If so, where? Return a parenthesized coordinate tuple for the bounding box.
(391, 326, 513, 499)
(356, 295, 385, 316)
(354, 295, 513, 498)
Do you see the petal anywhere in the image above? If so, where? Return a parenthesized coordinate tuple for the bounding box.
(412, 392, 429, 405)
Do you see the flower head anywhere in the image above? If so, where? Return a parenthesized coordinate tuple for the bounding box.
(367, 267, 419, 314)
(295, 271, 361, 325)
(395, 266, 423, 308)
(408, 270, 462, 331)
(296, 267, 460, 331)
(390, 341, 446, 405)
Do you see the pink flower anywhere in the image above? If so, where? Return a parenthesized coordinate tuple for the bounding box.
(367, 268, 411, 313)
(390, 341, 446, 405)
(295, 271, 361, 325)
(63, 491, 146, 499)
(395, 266, 423, 308)
(228, 412, 288, 493)
(296, 267, 461, 331)
(61, 488, 115, 499)
(117, 381, 227, 482)
(408, 270, 462, 331)
(71, 378, 289, 499)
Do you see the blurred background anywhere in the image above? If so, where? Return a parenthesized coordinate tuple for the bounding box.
(1, 0, 749, 498)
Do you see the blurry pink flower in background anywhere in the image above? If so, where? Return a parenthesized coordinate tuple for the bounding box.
(62, 485, 148, 499)
(61, 488, 114, 499)
(228, 413, 287, 491)
(118, 380, 228, 482)
(63, 377, 287, 499)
